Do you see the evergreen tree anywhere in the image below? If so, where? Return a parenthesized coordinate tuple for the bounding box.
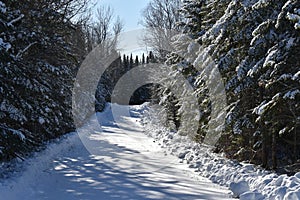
(143, 0, 300, 170)
(142, 53, 145, 64)
(0, 0, 89, 161)
(135, 55, 139, 66)
(129, 53, 134, 67)
(123, 54, 128, 68)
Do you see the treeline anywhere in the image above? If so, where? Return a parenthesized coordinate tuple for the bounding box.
(145, 0, 299, 172)
(0, 0, 123, 162)
(0, 0, 157, 162)
(0, 0, 84, 161)
(96, 51, 156, 107)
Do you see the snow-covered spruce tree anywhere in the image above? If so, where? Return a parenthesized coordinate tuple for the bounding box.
(199, 0, 280, 164)
(153, 0, 230, 140)
(176, 0, 232, 141)
(178, 0, 204, 38)
(189, 0, 300, 169)
(249, 0, 300, 169)
(199, 0, 299, 169)
(96, 52, 124, 108)
(146, 0, 299, 170)
(0, 0, 89, 161)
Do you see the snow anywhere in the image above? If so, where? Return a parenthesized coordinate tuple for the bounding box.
(230, 180, 250, 197)
(45, 107, 51, 113)
(287, 11, 300, 30)
(263, 49, 277, 68)
(284, 189, 300, 200)
(202, 1, 238, 43)
(1, 103, 299, 199)
(0, 38, 11, 51)
(279, 127, 288, 136)
(0, 1, 6, 13)
(247, 58, 264, 77)
(7, 14, 25, 27)
(187, 42, 197, 54)
(252, 20, 269, 37)
(286, 37, 296, 49)
(253, 100, 270, 115)
(12, 130, 26, 141)
(279, 73, 293, 81)
(240, 191, 265, 200)
(0, 104, 233, 200)
(293, 71, 300, 80)
(38, 117, 45, 124)
(142, 104, 300, 199)
(0, 126, 26, 141)
(283, 89, 300, 100)
(252, 0, 269, 9)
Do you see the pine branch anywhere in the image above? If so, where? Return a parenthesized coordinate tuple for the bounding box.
(16, 42, 38, 59)
(7, 14, 24, 27)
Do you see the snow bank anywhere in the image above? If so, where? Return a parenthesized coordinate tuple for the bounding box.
(0, 132, 80, 183)
(141, 105, 300, 199)
(230, 181, 250, 197)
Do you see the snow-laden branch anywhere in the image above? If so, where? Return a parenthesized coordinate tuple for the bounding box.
(7, 14, 24, 27)
(16, 42, 37, 59)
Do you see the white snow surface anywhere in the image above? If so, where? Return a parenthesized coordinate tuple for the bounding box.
(142, 104, 300, 200)
(0, 103, 233, 200)
(0, 1, 6, 14)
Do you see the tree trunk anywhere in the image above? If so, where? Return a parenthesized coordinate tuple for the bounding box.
(294, 128, 297, 162)
(272, 133, 277, 169)
(262, 131, 268, 168)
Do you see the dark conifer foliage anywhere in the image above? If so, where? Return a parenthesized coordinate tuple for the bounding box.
(96, 52, 156, 106)
(0, 0, 91, 161)
(144, 0, 300, 171)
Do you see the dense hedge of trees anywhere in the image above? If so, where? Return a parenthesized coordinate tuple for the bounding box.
(0, 0, 125, 162)
(145, 0, 299, 172)
(0, 0, 85, 161)
(96, 51, 156, 107)
(0, 0, 156, 162)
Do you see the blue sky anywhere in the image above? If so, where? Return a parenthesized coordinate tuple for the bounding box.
(94, 0, 151, 56)
(96, 0, 150, 31)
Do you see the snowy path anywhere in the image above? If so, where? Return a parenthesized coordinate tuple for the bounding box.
(0, 104, 234, 200)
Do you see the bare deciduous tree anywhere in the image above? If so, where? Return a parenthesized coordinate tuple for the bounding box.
(83, 5, 124, 54)
(94, 6, 114, 44)
(141, 0, 181, 58)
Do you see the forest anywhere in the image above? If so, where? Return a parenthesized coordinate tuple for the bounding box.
(0, 0, 299, 176)
(150, 0, 300, 172)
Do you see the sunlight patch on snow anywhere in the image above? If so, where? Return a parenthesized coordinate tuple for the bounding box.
(54, 164, 68, 171)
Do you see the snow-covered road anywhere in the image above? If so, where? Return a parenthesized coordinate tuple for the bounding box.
(0, 104, 234, 200)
